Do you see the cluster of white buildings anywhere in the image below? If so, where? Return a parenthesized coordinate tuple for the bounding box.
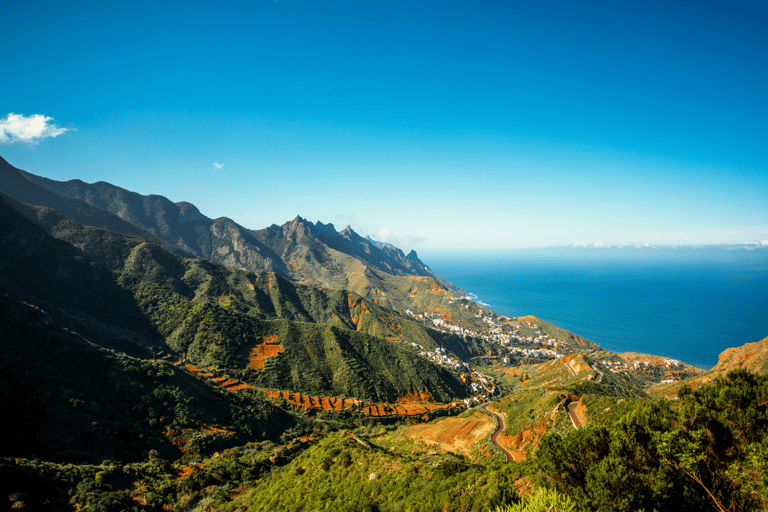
(412, 304, 573, 363)
(509, 346, 563, 360)
(411, 343, 471, 372)
(410, 343, 496, 401)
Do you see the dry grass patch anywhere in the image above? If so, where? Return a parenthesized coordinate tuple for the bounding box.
(402, 411, 495, 456)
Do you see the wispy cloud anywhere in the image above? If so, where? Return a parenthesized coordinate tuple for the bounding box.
(212, 162, 224, 169)
(0, 113, 70, 144)
(569, 226, 768, 247)
(331, 215, 427, 251)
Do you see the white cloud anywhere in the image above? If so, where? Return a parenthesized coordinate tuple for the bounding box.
(618, 226, 768, 246)
(330, 215, 427, 252)
(213, 162, 224, 169)
(0, 113, 70, 144)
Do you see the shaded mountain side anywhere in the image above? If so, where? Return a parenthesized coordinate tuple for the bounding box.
(13, 161, 453, 293)
(0, 290, 295, 465)
(13, 160, 286, 275)
(8, 158, 487, 327)
(0, 156, 192, 260)
(0, 196, 470, 403)
(11, 196, 489, 359)
(0, 197, 155, 343)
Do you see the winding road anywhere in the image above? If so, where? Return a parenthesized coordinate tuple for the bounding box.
(480, 403, 516, 462)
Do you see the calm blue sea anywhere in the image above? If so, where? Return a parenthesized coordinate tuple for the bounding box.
(419, 247, 768, 370)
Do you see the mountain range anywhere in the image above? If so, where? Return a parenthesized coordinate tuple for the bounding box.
(2, 155, 766, 511)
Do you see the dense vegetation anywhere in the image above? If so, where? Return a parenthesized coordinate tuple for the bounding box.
(2, 163, 768, 511)
(226, 433, 520, 512)
(0, 196, 471, 404)
(534, 369, 768, 511)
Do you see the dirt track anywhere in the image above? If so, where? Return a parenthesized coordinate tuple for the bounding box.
(567, 401, 584, 428)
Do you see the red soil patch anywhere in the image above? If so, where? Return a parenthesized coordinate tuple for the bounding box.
(347, 293, 369, 327)
(228, 383, 254, 391)
(494, 435, 527, 461)
(712, 335, 768, 374)
(203, 425, 236, 435)
(404, 412, 495, 453)
(177, 464, 204, 479)
(396, 390, 435, 403)
(247, 335, 283, 370)
(185, 364, 200, 372)
(247, 284, 255, 291)
(379, 316, 402, 333)
(499, 424, 548, 457)
(212, 377, 228, 383)
(260, 389, 455, 417)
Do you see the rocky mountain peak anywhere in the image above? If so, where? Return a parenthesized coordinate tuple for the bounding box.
(176, 201, 208, 224)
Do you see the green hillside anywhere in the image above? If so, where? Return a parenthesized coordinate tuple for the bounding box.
(0, 196, 470, 403)
(0, 290, 296, 464)
(2, 159, 767, 511)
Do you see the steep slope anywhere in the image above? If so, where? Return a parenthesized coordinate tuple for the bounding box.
(14, 162, 453, 291)
(257, 216, 452, 284)
(0, 291, 294, 464)
(710, 335, 768, 374)
(13, 159, 286, 275)
(27, 198, 484, 358)
(0, 195, 296, 463)
(0, 155, 189, 258)
(650, 334, 768, 397)
(0, 195, 470, 403)
(9, 157, 474, 306)
(247, 215, 484, 324)
(7, 157, 507, 344)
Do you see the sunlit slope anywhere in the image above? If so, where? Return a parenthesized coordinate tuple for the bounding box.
(483, 351, 650, 459)
(650, 334, 768, 397)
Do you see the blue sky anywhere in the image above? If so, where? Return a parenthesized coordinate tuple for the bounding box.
(2, 0, 767, 249)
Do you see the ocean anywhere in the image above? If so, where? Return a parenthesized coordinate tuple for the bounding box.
(419, 247, 768, 370)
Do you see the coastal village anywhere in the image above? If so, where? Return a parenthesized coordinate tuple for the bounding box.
(406, 294, 701, 387)
(407, 297, 569, 363)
